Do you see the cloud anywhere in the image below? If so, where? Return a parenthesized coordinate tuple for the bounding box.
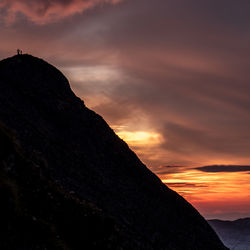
(0, 0, 121, 24)
(166, 183, 208, 188)
(195, 165, 250, 173)
(155, 166, 187, 175)
(159, 122, 250, 158)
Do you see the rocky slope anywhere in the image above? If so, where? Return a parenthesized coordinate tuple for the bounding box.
(0, 54, 227, 249)
(209, 218, 250, 250)
(0, 123, 121, 250)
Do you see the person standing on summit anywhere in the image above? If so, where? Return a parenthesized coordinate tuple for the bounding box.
(17, 49, 23, 55)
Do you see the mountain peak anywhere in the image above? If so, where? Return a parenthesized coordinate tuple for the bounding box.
(0, 55, 227, 249)
(0, 54, 72, 96)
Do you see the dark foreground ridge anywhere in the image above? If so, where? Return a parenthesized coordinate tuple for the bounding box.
(0, 123, 120, 249)
(0, 54, 227, 249)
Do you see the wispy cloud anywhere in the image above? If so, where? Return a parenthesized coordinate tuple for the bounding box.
(0, 0, 121, 24)
(166, 183, 208, 188)
(155, 166, 187, 175)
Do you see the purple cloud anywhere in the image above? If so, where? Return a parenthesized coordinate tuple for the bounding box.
(0, 0, 121, 24)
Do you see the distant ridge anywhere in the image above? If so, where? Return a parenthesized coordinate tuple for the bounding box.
(209, 218, 250, 249)
(0, 54, 227, 249)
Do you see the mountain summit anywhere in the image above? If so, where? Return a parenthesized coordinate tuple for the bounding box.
(0, 54, 227, 249)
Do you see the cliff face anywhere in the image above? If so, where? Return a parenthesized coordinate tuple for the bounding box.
(0, 54, 227, 249)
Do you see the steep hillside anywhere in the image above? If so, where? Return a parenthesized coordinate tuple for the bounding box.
(0, 123, 122, 250)
(0, 54, 227, 249)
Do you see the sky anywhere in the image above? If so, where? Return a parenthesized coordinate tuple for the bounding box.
(1, 0, 250, 220)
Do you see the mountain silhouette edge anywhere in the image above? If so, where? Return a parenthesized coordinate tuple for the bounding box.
(0, 54, 228, 249)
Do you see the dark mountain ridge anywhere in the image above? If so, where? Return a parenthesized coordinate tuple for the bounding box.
(0, 54, 227, 249)
(0, 122, 120, 249)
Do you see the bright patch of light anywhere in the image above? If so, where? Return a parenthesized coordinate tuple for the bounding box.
(117, 131, 162, 146)
(62, 65, 122, 84)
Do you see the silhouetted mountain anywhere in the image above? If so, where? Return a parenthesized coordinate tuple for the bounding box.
(0, 54, 227, 249)
(209, 218, 250, 250)
(0, 123, 120, 250)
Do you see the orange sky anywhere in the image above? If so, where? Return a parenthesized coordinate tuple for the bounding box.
(1, 0, 250, 220)
(115, 130, 250, 220)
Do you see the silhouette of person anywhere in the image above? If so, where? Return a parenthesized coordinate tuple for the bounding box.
(17, 49, 23, 55)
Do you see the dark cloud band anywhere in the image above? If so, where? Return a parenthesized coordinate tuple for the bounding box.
(167, 183, 208, 188)
(195, 165, 250, 173)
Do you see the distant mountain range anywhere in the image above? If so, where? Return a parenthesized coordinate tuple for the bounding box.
(209, 218, 250, 250)
(0, 54, 227, 249)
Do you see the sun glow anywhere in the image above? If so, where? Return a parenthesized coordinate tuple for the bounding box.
(117, 131, 162, 146)
(160, 168, 250, 219)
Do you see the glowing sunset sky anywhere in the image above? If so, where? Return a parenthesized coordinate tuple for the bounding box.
(1, 0, 250, 220)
